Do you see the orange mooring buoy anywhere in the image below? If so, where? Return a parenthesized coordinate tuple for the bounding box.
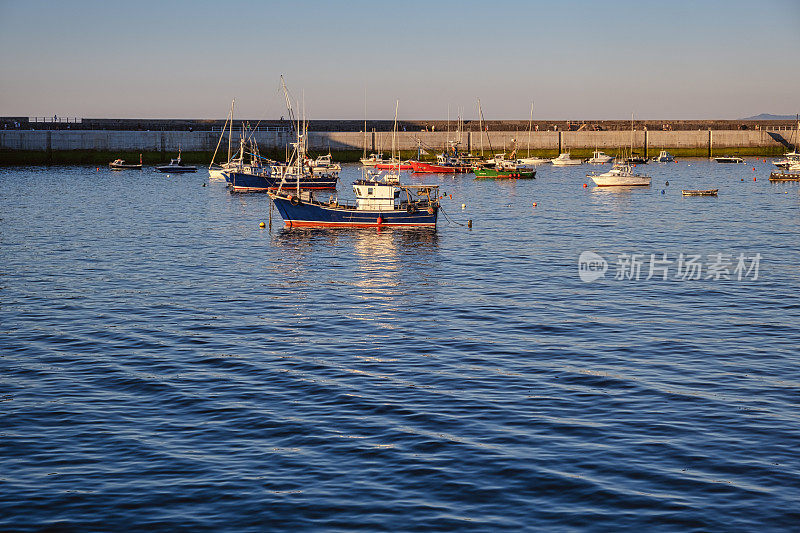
(533, 202, 537, 207)
(583, 183, 588, 188)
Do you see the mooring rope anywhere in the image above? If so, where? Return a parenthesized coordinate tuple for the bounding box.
(439, 205, 467, 227)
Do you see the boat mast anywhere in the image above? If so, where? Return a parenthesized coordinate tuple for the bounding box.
(392, 100, 399, 171)
(209, 99, 234, 170)
(477, 98, 493, 154)
(363, 87, 367, 159)
(527, 101, 533, 158)
(630, 112, 634, 158)
(228, 98, 234, 163)
(477, 98, 484, 156)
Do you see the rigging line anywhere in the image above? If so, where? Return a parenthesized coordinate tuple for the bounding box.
(438, 205, 466, 227)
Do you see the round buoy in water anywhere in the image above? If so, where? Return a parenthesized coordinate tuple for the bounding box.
(665, 181, 669, 186)
(532, 202, 537, 207)
(467, 219, 472, 228)
(202, 183, 206, 187)
(753, 167, 756, 171)
(661, 190, 665, 194)
(583, 183, 588, 188)
(259, 222, 265, 228)
(96, 167, 99, 171)
(754, 177, 757, 181)
(461, 203, 466, 209)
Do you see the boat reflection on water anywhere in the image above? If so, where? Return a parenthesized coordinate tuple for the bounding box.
(272, 227, 439, 323)
(589, 184, 651, 210)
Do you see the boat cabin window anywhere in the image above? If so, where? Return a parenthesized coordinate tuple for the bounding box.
(367, 187, 373, 195)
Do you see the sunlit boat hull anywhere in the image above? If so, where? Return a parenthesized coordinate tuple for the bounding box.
(227, 170, 337, 192)
(474, 168, 536, 179)
(591, 175, 651, 186)
(269, 195, 438, 228)
(409, 161, 471, 173)
(375, 162, 414, 170)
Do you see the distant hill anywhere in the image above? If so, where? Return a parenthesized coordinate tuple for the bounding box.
(741, 113, 797, 121)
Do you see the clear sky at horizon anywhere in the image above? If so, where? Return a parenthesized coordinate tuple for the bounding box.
(1, 0, 798, 120)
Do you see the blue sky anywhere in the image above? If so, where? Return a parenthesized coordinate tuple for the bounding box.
(1, 0, 798, 120)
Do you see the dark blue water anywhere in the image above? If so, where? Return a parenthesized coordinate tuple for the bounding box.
(2, 160, 799, 531)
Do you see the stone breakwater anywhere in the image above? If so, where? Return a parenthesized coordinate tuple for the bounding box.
(0, 128, 795, 164)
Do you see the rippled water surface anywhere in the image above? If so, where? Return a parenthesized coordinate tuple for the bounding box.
(2, 160, 799, 531)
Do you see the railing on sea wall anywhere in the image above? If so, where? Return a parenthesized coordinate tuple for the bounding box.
(29, 117, 82, 124)
(210, 126, 290, 133)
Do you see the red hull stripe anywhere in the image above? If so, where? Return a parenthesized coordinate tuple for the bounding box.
(286, 220, 435, 228)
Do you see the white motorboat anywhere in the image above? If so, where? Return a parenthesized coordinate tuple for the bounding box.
(360, 153, 391, 167)
(652, 150, 674, 162)
(587, 150, 614, 164)
(517, 156, 551, 166)
(551, 152, 582, 166)
(308, 153, 341, 177)
(155, 150, 196, 173)
(588, 163, 651, 187)
(714, 155, 744, 163)
(773, 151, 800, 169)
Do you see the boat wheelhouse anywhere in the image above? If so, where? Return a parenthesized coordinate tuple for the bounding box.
(652, 150, 674, 162)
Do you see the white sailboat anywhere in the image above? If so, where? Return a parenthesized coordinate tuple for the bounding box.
(518, 102, 551, 166)
(209, 99, 236, 180)
(773, 115, 800, 168)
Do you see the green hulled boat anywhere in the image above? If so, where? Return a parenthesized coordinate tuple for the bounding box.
(473, 167, 536, 179)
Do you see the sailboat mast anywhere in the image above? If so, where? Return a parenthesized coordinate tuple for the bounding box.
(477, 98, 484, 156)
(630, 112, 634, 156)
(528, 101, 533, 157)
(393, 100, 398, 170)
(228, 98, 234, 162)
(209, 101, 233, 170)
(363, 88, 367, 159)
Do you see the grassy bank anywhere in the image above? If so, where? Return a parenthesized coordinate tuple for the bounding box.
(0, 145, 787, 165)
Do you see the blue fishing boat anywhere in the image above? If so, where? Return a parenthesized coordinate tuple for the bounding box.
(223, 136, 337, 192)
(227, 164, 337, 192)
(269, 173, 439, 228)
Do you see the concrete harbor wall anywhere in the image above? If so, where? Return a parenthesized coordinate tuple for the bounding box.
(0, 128, 793, 163)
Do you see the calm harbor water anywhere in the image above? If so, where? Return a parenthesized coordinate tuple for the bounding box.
(2, 159, 799, 531)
